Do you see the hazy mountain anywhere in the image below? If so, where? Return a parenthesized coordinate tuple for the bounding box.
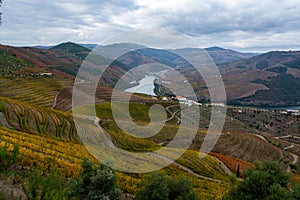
(32, 45, 53, 50)
(175, 46, 257, 65)
(79, 43, 98, 50)
(220, 51, 300, 106)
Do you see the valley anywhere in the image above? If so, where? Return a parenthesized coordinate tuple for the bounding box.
(0, 42, 299, 199)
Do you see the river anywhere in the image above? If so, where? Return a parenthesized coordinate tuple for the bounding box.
(232, 105, 300, 111)
(125, 76, 300, 110)
(125, 75, 157, 96)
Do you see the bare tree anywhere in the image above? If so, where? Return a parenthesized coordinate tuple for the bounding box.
(0, 0, 2, 25)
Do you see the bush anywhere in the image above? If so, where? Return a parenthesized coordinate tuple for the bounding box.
(222, 161, 297, 200)
(136, 172, 169, 200)
(67, 158, 121, 200)
(0, 192, 6, 200)
(0, 141, 19, 172)
(136, 171, 198, 200)
(22, 168, 67, 200)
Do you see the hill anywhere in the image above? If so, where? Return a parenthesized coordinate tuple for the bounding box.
(50, 42, 91, 53)
(0, 49, 33, 74)
(0, 43, 132, 86)
(0, 97, 231, 199)
(3, 42, 300, 106)
(1, 42, 300, 199)
(0, 97, 78, 141)
(176, 47, 256, 65)
(0, 76, 70, 108)
(220, 51, 300, 106)
(0, 44, 82, 77)
(50, 42, 91, 60)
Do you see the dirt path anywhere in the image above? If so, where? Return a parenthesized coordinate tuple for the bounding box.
(80, 114, 227, 183)
(213, 157, 232, 176)
(253, 134, 268, 142)
(291, 153, 298, 165)
(287, 153, 299, 172)
(51, 90, 61, 109)
(165, 105, 180, 124)
(92, 116, 116, 149)
(269, 134, 300, 172)
(146, 153, 224, 183)
(284, 145, 295, 150)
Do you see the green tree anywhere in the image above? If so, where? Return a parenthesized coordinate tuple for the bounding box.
(222, 161, 297, 200)
(291, 184, 300, 199)
(168, 176, 198, 200)
(136, 172, 169, 200)
(136, 171, 198, 200)
(67, 158, 121, 200)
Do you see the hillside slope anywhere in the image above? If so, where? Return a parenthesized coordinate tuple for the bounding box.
(220, 51, 300, 106)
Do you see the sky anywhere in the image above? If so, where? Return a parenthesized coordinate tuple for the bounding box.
(0, 0, 300, 52)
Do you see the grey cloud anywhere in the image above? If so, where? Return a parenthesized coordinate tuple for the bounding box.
(0, 0, 300, 52)
(157, 1, 300, 35)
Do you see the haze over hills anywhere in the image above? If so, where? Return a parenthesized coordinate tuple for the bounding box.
(33, 43, 257, 65)
(176, 46, 257, 65)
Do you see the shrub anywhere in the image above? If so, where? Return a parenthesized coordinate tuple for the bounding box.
(136, 171, 198, 200)
(0, 141, 19, 172)
(67, 158, 121, 200)
(22, 168, 67, 200)
(222, 161, 296, 200)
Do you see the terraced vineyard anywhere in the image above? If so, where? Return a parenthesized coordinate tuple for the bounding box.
(0, 76, 71, 108)
(100, 121, 230, 183)
(101, 121, 160, 152)
(55, 83, 157, 111)
(0, 97, 78, 141)
(210, 132, 293, 165)
(209, 152, 254, 174)
(177, 150, 229, 181)
(0, 127, 89, 177)
(1, 76, 296, 199)
(0, 125, 229, 199)
(0, 50, 33, 74)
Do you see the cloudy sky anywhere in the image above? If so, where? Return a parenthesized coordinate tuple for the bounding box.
(1, 0, 300, 52)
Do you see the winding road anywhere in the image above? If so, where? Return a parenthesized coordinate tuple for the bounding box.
(77, 112, 229, 184)
(165, 105, 181, 124)
(51, 90, 61, 109)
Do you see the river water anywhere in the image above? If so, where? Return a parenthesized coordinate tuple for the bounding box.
(231, 105, 300, 111)
(125, 75, 300, 110)
(125, 75, 157, 96)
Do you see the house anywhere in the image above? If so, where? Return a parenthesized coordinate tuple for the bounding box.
(175, 96, 187, 102)
(40, 73, 53, 77)
(287, 109, 299, 113)
(162, 97, 168, 101)
(211, 103, 226, 107)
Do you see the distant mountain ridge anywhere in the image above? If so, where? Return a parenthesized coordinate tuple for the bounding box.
(1, 42, 300, 106)
(219, 50, 300, 106)
(34, 43, 257, 65)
